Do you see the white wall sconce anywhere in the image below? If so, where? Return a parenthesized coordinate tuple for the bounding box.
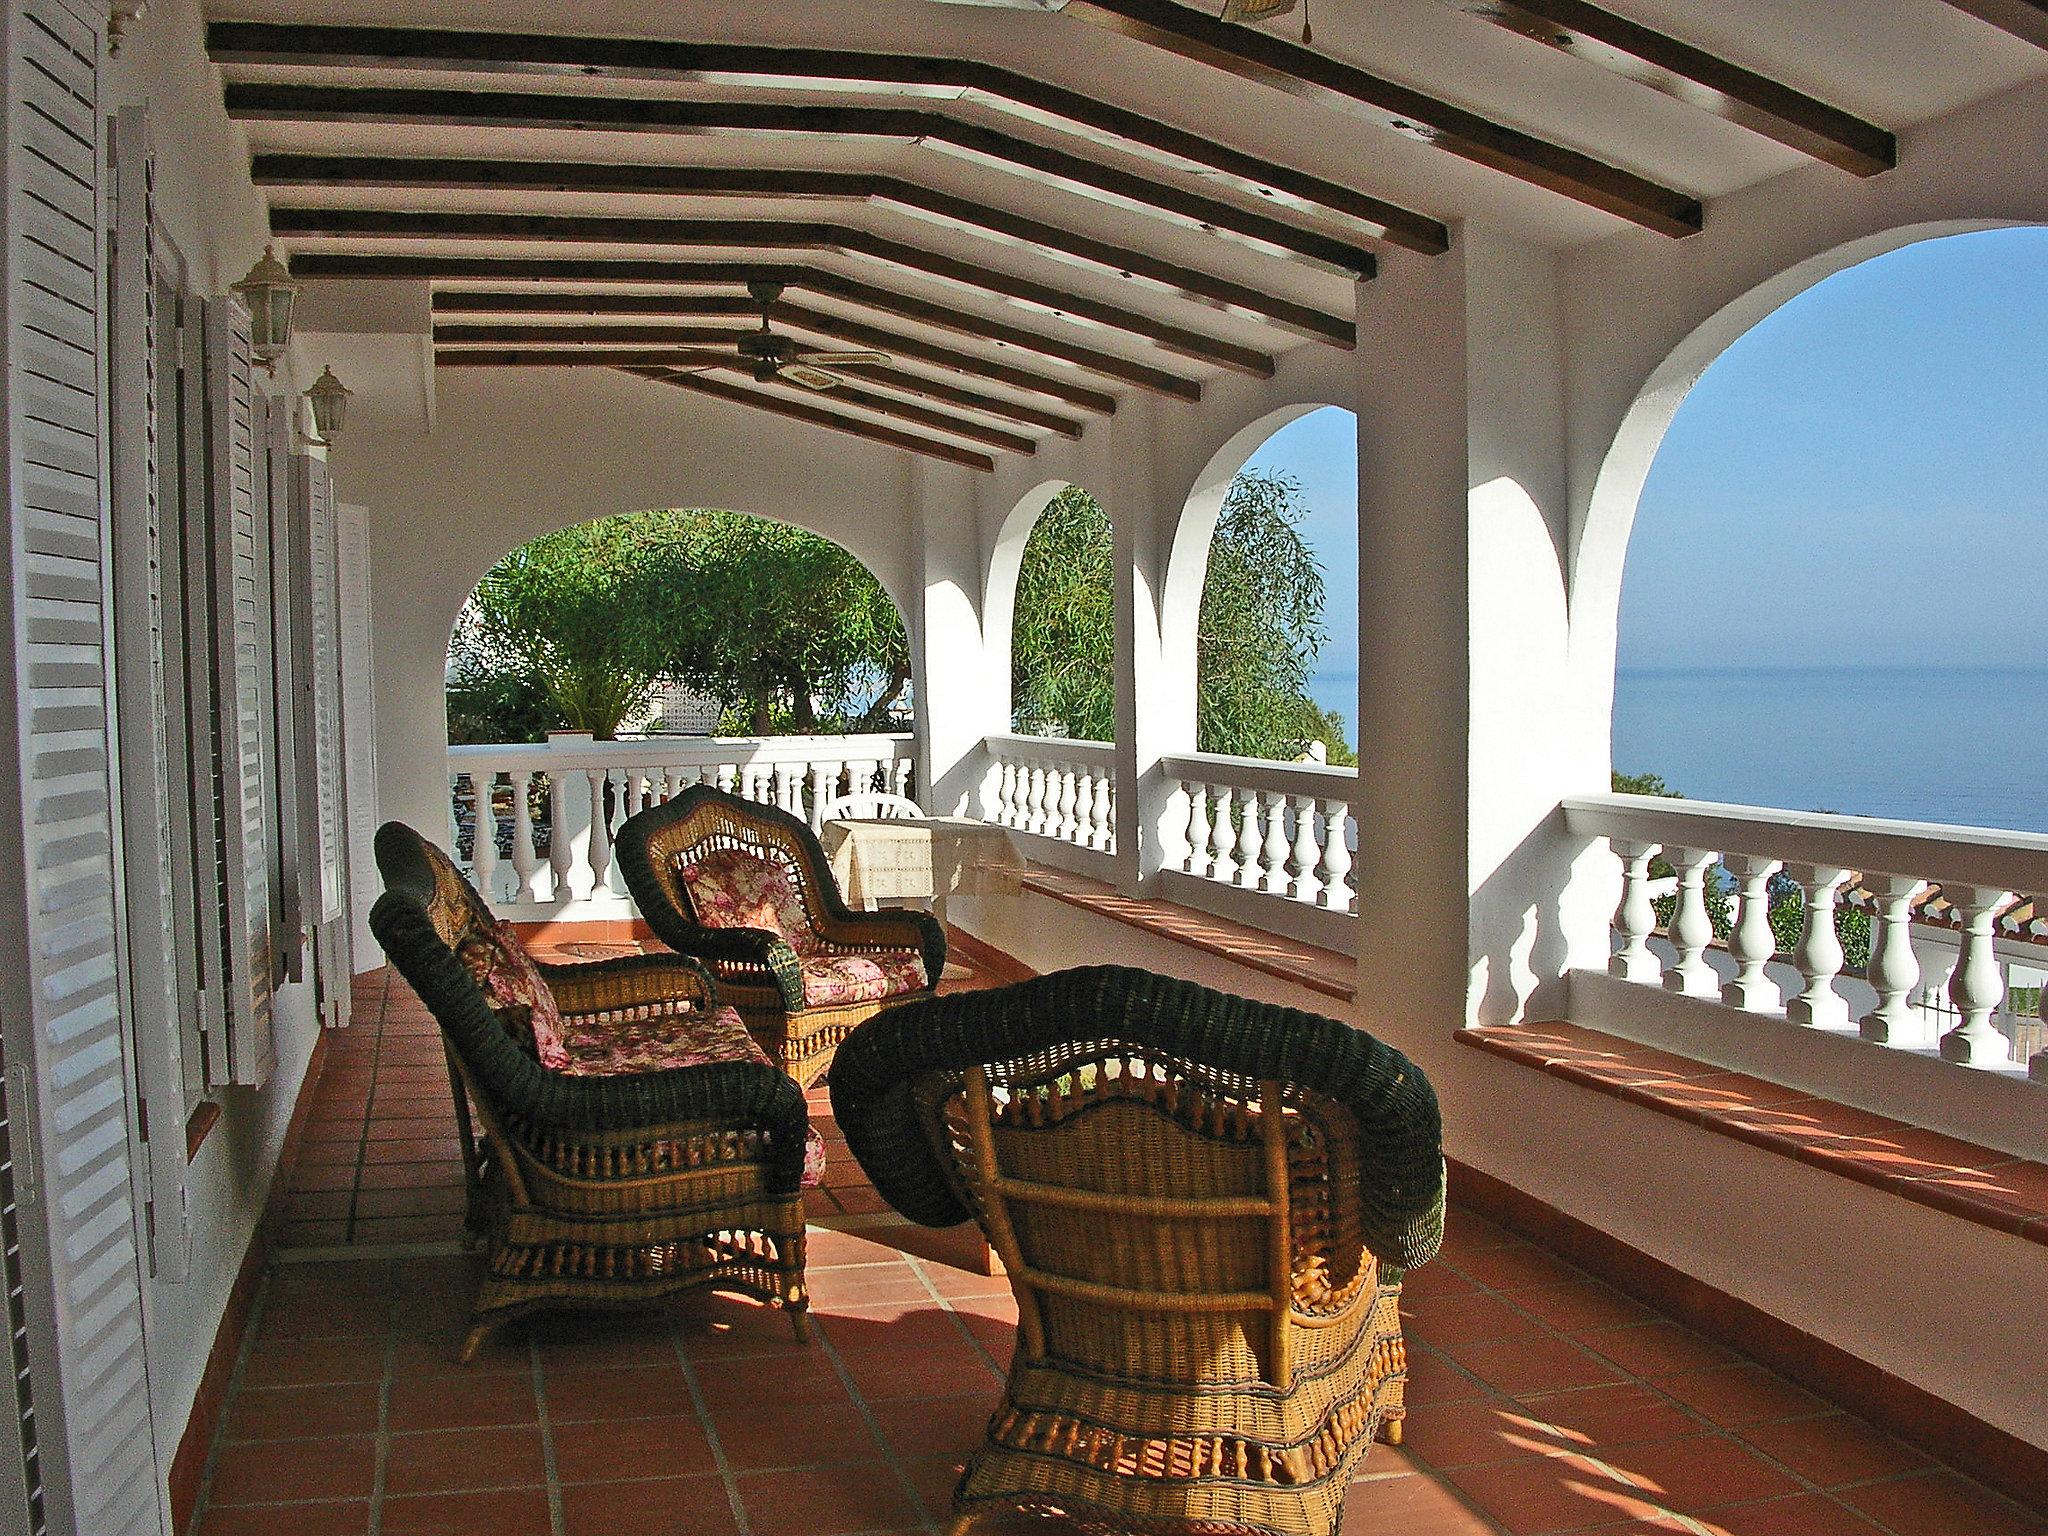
(303, 366, 352, 446)
(230, 246, 298, 374)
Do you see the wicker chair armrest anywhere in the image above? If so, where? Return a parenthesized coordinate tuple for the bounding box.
(370, 890, 813, 1191)
(806, 906, 946, 988)
(533, 951, 720, 1016)
(630, 911, 807, 1011)
(829, 966, 1445, 1270)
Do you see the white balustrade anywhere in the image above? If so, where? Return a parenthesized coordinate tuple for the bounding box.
(448, 732, 915, 917)
(984, 735, 1116, 855)
(1565, 793, 2048, 1083)
(1158, 754, 1357, 919)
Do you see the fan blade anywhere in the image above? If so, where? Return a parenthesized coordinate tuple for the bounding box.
(779, 362, 844, 391)
(798, 350, 892, 367)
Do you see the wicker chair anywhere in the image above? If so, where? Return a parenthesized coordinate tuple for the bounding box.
(616, 785, 944, 1088)
(369, 822, 813, 1361)
(829, 966, 1445, 1536)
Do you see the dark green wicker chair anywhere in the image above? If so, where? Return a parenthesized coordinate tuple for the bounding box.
(830, 966, 1445, 1536)
(369, 822, 814, 1361)
(616, 784, 944, 1087)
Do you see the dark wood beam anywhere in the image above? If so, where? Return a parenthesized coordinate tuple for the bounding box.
(430, 322, 1086, 438)
(283, 252, 1202, 401)
(266, 204, 1277, 376)
(1049, 0, 1703, 236)
(205, 21, 1448, 253)
(1438, 1, 1893, 174)
(429, 289, 1111, 420)
(1934, 0, 2048, 49)
(624, 365, 996, 471)
(250, 154, 1357, 345)
(223, 83, 1382, 275)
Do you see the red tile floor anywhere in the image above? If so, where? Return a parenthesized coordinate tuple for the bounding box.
(195, 945, 2047, 1536)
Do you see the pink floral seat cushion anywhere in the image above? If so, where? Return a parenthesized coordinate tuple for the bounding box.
(678, 847, 819, 953)
(799, 949, 928, 1008)
(559, 1002, 825, 1187)
(455, 919, 570, 1069)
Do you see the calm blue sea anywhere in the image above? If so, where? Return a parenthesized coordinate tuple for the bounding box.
(1307, 665, 2048, 835)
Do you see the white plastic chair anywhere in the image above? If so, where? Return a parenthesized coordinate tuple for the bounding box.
(819, 790, 926, 823)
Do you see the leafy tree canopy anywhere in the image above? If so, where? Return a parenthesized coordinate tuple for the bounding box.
(1009, 475, 1354, 763)
(448, 510, 908, 742)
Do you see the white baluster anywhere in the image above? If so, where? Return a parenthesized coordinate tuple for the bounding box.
(2033, 908, 2048, 1081)
(1317, 797, 1354, 913)
(1661, 846, 1720, 998)
(547, 769, 573, 901)
(1033, 762, 1054, 836)
(1209, 785, 1237, 884)
(1940, 885, 2016, 1066)
(508, 771, 540, 902)
(1719, 855, 1782, 1012)
(1071, 769, 1095, 849)
(891, 756, 913, 798)
(1258, 792, 1291, 896)
(1091, 768, 1116, 852)
(1185, 782, 1210, 876)
(808, 762, 831, 828)
(587, 768, 613, 895)
(1289, 792, 1322, 905)
(1056, 763, 1079, 843)
(1859, 875, 1930, 1046)
(715, 762, 737, 795)
(1783, 864, 1854, 1030)
(994, 759, 1016, 826)
(470, 772, 499, 902)
(1234, 787, 1264, 889)
(1609, 840, 1662, 984)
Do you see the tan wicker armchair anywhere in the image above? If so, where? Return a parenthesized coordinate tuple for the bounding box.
(830, 967, 1446, 1536)
(617, 785, 944, 1088)
(370, 823, 812, 1361)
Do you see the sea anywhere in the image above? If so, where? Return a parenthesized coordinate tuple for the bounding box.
(1309, 665, 2048, 836)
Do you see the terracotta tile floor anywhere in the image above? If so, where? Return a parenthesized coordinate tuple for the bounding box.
(207, 949, 2046, 1536)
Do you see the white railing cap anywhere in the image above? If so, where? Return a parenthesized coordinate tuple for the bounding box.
(450, 732, 913, 771)
(1564, 791, 2048, 896)
(1161, 751, 1359, 796)
(985, 732, 1117, 760)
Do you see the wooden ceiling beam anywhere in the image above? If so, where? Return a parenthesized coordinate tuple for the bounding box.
(284, 251, 1201, 401)
(267, 204, 1278, 376)
(429, 289, 1111, 420)
(250, 154, 1356, 345)
(1048, 0, 1702, 235)
(1437, 0, 1893, 175)
(288, 253, 1138, 409)
(431, 321, 1086, 438)
(205, 21, 1447, 252)
(1934, 0, 2048, 50)
(223, 82, 1381, 276)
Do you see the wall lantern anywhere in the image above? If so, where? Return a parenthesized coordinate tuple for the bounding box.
(303, 366, 352, 446)
(230, 246, 298, 374)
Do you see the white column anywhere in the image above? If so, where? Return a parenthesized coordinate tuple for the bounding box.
(1609, 840, 1662, 985)
(1661, 846, 1720, 998)
(1783, 864, 1854, 1031)
(1720, 854, 1782, 1011)
(1859, 875, 1930, 1047)
(1939, 885, 2016, 1066)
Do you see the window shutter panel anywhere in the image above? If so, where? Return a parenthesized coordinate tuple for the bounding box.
(0, 2, 168, 1531)
(200, 298, 274, 1088)
(107, 106, 190, 1281)
(336, 500, 377, 968)
(291, 452, 345, 928)
(261, 399, 304, 982)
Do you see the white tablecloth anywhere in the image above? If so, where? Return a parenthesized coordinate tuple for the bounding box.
(820, 816, 1027, 908)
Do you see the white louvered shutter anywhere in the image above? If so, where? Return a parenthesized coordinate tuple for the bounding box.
(261, 400, 304, 982)
(200, 299, 274, 1087)
(336, 501, 377, 969)
(0, 3, 168, 1532)
(292, 451, 344, 928)
(106, 106, 190, 1281)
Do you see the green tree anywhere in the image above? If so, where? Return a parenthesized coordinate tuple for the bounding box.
(1009, 474, 1354, 762)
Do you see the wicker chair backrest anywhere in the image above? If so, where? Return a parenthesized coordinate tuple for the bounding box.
(920, 1041, 1368, 1389)
(627, 788, 831, 935)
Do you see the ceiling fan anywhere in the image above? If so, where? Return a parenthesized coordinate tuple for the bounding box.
(662, 281, 893, 391)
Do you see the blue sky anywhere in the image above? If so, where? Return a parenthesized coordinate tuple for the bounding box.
(1621, 226, 2048, 670)
(1240, 406, 1359, 683)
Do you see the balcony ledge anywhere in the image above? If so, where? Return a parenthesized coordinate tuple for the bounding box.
(1456, 1021, 2048, 1246)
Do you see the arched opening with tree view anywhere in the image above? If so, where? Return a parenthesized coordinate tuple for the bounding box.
(447, 509, 911, 744)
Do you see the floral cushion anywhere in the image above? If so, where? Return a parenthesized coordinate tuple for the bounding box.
(799, 949, 929, 1007)
(559, 1003, 824, 1187)
(455, 919, 569, 1069)
(679, 848, 817, 954)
